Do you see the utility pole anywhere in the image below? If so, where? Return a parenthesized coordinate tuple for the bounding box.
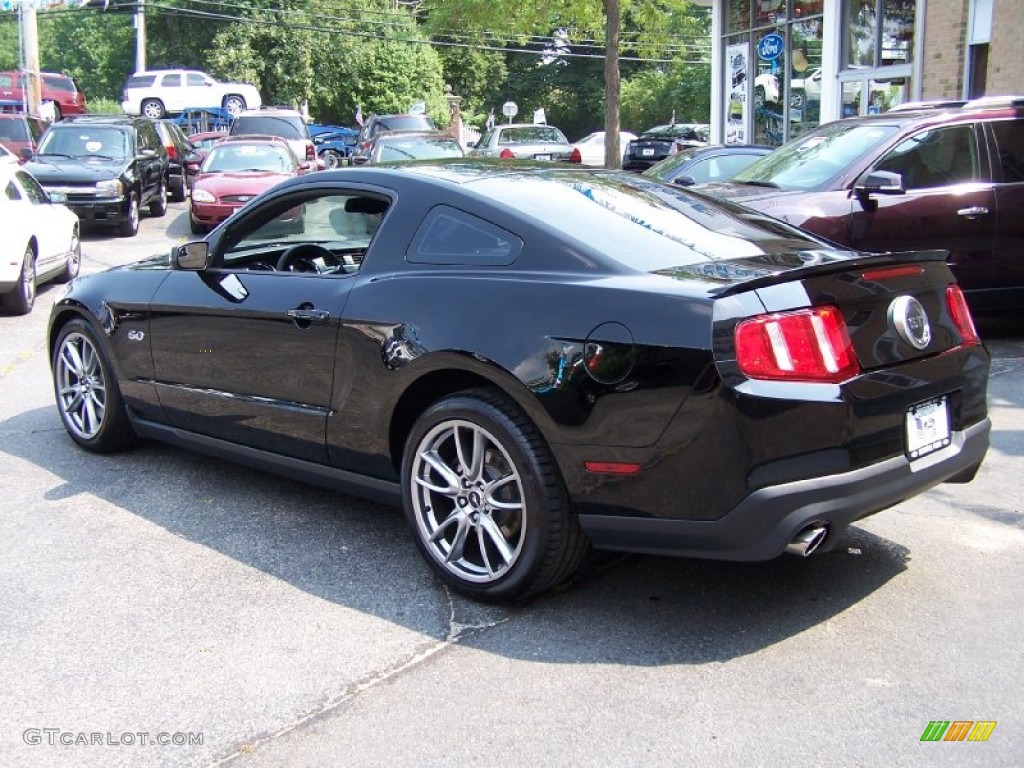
(19, 3, 42, 117)
(134, 0, 146, 72)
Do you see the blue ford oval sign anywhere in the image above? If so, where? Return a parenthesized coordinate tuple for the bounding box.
(757, 33, 784, 61)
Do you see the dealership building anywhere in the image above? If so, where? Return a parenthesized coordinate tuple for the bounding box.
(702, 0, 1024, 145)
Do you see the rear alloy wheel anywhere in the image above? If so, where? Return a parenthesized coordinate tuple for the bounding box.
(223, 95, 246, 115)
(150, 177, 168, 217)
(54, 226, 81, 284)
(141, 99, 165, 120)
(53, 319, 136, 452)
(2, 245, 36, 315)
(322, 149, 343, 169)
(118, 192, 140, 237)
(402, 389, 588, 602)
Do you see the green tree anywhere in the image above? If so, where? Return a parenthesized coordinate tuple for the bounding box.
(423, 0, 704, 166)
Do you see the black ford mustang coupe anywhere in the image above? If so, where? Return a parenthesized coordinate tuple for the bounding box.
(48, 162, 990, 602)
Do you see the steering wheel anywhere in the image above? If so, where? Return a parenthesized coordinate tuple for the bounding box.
(276, 243, 338, 273)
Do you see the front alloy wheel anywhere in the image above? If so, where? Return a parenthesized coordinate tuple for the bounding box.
(403, 389, 588, 602)
(53, 319, 136, 452)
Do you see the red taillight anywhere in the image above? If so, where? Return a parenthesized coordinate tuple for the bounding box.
(166, 145, 178, 160)
(584, 461, 642, 475)
(861, 265, 924, 281)
(499, 147, 516, 159)
(735, 306, 860, 383)
(945, 284, 980, 345)
(306, 144, 315, 161)
(569, 147, 582, 163)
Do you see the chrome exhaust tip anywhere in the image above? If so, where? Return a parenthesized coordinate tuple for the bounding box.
(785, 524, 828, 557)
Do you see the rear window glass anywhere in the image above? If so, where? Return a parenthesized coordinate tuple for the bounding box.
(42, 75, 76, 93)
(377, 137, 462, 162)
(497, 126, 567, 145)
(231, 115, 307, 140)
(370, 116, 435, 136)
(472, 174, 819, 271)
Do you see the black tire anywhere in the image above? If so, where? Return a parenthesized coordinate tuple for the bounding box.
(141, 99, 165, 119)
(2, 245, 36, 315)
(189, 211, 208, 235)
(168, 173, 187, 203)
(401, 388, 588, 602)
(52, 317, 136, 453)
(118, 192, 140, 237)
(149, 176, 168, 217)
(53, 225, 81, 284)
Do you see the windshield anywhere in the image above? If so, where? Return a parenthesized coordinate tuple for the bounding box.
(731, 121, 900, 191)
(0, 119, 29, 141)
(204, 144, 296, 173)
(497, 126, 568, 145)
(37, 126, 129, 159)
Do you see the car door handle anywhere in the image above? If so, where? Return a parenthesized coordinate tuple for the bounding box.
(286, 308, 330, 322)
(957, 206, 989, 219)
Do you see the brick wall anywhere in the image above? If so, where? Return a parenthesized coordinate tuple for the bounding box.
(987, 0, 1024, 94)
(921, 0, 970, 98)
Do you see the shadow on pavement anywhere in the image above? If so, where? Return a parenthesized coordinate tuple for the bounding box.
(5, 403, 911, 667)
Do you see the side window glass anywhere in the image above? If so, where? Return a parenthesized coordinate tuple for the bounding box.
(989, 120, 1024, 183)
(187, 73, 207, 87)
(875, 125, 979, 190)
(163, 74, 181, 88)
(5, 180, 22, 201)
(221, 193, 390, 274)
(407, 206, 522, 266)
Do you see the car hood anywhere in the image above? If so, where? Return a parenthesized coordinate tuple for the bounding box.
(24, 156, 127, 183)
(690, 181, 810, 205)
(194, 171, 293, 196)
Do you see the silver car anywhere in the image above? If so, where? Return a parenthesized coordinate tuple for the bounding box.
(468, 123, 572, 161)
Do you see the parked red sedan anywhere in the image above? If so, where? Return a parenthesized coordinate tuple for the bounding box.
(189, 136, 301, 234)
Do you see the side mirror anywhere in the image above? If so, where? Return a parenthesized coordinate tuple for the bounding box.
(174, 241, 211, 271)
(855, 169, 905, 195)
(854, 169, 905, 211)
(140, 148, 156, 158)
(20, 147, 33, 161)
(672, 174, 697, 187)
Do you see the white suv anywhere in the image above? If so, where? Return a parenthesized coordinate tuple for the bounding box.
(120, 69, 261, 119)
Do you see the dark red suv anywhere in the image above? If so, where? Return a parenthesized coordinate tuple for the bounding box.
(693, 96, 1024, 316)
(0, 71, 87, 121)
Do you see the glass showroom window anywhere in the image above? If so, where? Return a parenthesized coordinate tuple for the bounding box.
(840, 0, 914, 116)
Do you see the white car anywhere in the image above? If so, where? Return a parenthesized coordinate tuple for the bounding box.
(120, 69, 262, 120)
(0, 165, 80, 315)
(568, 130, 638, 166)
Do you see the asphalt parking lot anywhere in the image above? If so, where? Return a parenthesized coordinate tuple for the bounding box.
(1, 201, 1022, 767)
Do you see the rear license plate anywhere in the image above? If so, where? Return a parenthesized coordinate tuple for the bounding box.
(642, 148, 655, 156)
(906, 396, 951, 459)
(534, 153, 552, 161)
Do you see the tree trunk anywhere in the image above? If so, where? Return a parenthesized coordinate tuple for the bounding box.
(603, 0, 622, 169)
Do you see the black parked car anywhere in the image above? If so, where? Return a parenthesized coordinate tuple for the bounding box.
(623, 123, 710, 171)
(48, 163, 990, 602)
(155, 119, 198, 201)
(24, 115, 168, 237)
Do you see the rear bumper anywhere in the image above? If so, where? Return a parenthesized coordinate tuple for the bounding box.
(578, 418, 990, 560)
